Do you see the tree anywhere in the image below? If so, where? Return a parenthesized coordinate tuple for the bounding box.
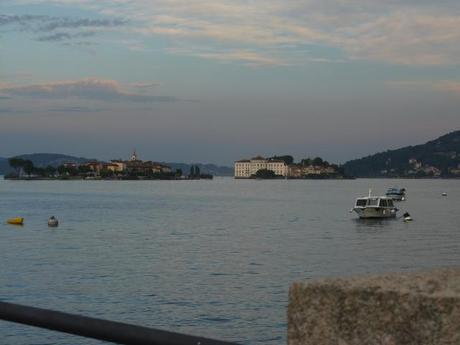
(23, 160, 35, 176)
(176, 168, 183, 177)
(57, 165, 67, 176)
(189, 165, 200, 178)
(100, 169, 114, 178)
(301, 158, 312, 166)
(312, 157, 323, 166)
(254, 169, 277, 179)
(271, 155, 294, 165)
(8, 157, 26, 176)
(78, 165, 91, 174)
(34, 167, 46, 177)
(45, 165, 57, 177)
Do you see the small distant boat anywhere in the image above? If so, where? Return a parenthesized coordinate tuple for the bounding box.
(403, 212, 413, 222)
(48, 216, 59, 227)
(352, 190, 398, 219)
(386, 187, 406, 201)
(7, 217, 24, 225)
(442, 192, 447, 196)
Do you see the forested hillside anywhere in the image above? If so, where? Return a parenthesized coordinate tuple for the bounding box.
(343, 130, 460, 177)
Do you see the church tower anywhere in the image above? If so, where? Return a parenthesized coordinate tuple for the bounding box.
(130, 149, 138, 161)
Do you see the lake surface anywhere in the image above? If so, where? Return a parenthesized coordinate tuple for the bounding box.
(0, 177, 459, 344)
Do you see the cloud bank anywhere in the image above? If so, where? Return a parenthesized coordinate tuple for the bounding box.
(0, 78, 178, 103)
(11, 0, 460, 66)
(0, 14, 126, 44)
(387, 80, 460, 95)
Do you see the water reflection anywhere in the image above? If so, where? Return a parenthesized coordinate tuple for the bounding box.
(352, 217, 397, 231)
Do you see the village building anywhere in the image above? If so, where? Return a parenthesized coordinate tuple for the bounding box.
(76, 151, 173, 177)
(110, 160, 127, 172)
(288, 164, 337, 178)
(124, 151, 172, 176)
(234, 156, 288, 178)
(234, 155, 340, 179)
(449, 164, 460, 176)
(63, 162, 78, 169)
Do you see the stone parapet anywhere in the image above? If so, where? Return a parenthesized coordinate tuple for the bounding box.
(288, 268, 460, 345)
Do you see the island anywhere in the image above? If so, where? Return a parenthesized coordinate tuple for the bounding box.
(234, 155, 351, 179)
(4, 151, 213, 180)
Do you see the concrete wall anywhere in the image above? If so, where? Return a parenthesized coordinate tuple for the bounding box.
(288, 268, 460, 345)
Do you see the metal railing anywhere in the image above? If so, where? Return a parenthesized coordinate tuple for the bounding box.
(0, 301, 240, 345)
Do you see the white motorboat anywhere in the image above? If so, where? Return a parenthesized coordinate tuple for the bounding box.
(386, 187, 406, 201)
(352, 190, 398, 219)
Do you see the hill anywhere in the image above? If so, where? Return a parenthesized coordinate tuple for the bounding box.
(18, 153, 92, 167)
(343, 130, 460, 177)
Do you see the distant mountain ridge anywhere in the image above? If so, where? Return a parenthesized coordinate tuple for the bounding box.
(343, 130, 460, 177)
(0, 153, 234, 176)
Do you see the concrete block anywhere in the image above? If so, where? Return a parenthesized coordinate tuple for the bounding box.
(288, 268, 460, 345)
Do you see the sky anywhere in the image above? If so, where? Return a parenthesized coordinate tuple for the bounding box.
(1, 0, 460, 165)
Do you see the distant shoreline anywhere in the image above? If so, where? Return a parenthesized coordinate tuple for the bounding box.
(4, 176, 458, 181)
(3, 176, 213, 181)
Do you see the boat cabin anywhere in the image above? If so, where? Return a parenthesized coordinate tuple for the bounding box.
(355, 197, 394, 208)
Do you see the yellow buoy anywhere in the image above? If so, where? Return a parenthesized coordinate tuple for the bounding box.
(7, 217, 24, 225)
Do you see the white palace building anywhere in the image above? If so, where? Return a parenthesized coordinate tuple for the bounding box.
(234, 156, 288, 178)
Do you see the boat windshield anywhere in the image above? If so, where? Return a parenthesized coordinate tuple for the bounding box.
(367, 198, 379, 206)
(379, 199, 388, 207)
(387, 188, 404, 195)
(388, 199, 394, 207)
(356, 199, 367, 207)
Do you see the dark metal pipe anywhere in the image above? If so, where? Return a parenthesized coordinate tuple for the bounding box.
(0, 301, 239, 345)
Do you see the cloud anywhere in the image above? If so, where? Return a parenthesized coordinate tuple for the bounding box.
(6, 1, 460, 65)
(0, 72, 33, 79)
(0, 14, 126, 43)
(36, 31, 95, 42)
(0, 14, 126, 31)
(38, 17, 126, 32)
(47, 106, 106, 112)
(387, 80, 460, 95)
(167, 47, 288, 66)
(0, 107, 23, 114)
(129, 82, 161, 89)
(0, 78, 179, 103)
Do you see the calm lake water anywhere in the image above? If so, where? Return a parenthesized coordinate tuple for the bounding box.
(0, 177, 459, 344)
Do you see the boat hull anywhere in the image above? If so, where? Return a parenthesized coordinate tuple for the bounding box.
(353, 207, 397, 219)
(7, 217, 24, 225)
(48, 219, 59, 227)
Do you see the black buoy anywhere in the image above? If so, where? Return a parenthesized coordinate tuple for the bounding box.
(403, 212, 413, 222)
(48, 216, 59, 227)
